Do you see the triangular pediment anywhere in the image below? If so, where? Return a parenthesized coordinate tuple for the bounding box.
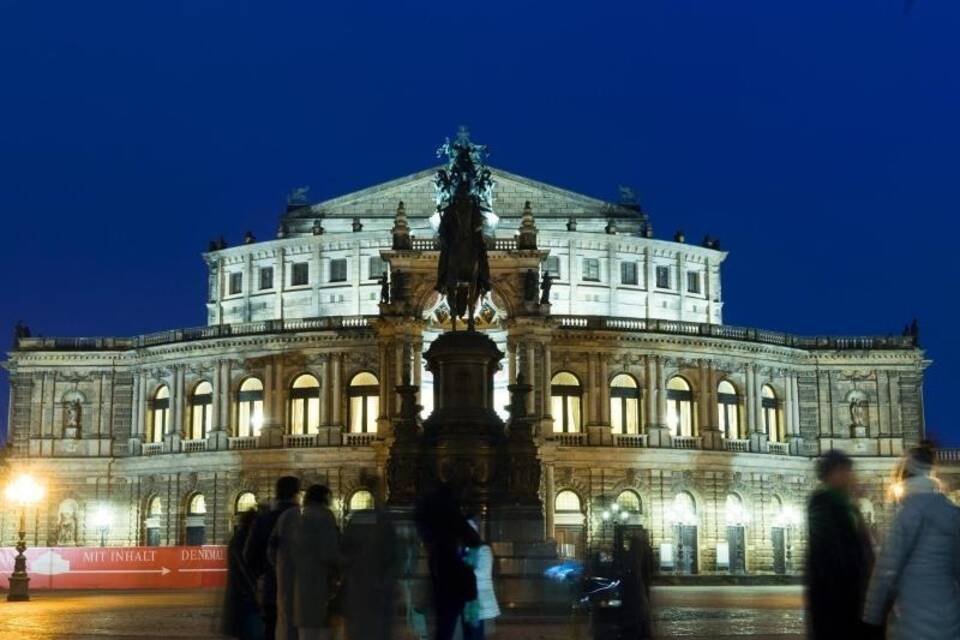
(284, 166, 642, 221)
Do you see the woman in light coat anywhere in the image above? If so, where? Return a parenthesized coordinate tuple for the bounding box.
(269, 484, 341, 640)
(863, 445, 960, 640)
(461, 517, 500, 640)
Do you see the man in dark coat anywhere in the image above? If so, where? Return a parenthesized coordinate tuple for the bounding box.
(243, 476, 301, 640)
(805, 450, 875, 640)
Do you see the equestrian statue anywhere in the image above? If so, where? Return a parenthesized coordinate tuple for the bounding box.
(433, 128, 496, 331)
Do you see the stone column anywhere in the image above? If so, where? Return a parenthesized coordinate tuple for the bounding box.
(647, 356, 671, 447)
(207, 360, 230, 450)
(700, 359, 723, 449)
(540, 342, 553, 435)
(748, 365, 768, 453)
(525, 342, 536, 416)
(274, 248, 285, 319)
(128, 370, 144, 455)
(544, 464, 556, 541)
(787, 372, 803, 454)
(413, 338, 423, 405)
(600, 355, 610, 425)
(330, 354, 342, 426)
(586, 353, 612, 445)
(261, 358, 284, 447)
(319, 356, 330, 426)
(166, 366, 185, 451)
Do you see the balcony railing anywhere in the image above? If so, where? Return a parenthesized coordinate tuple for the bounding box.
(938, 449, 960, 464)
(613, 433, 648, 448)
(283, 434, 318, 448)
(672, 435, 701, 450)
(182, 439, 207, 453)
(228, 436, 259, 450)
(553, 316, 918, 351)
(554, 433, 587, 447)
(723, 439, 750, 453)
(344, 433, 377, 447)
(142, 442, 165, 456)
(768, 442, 790, 456)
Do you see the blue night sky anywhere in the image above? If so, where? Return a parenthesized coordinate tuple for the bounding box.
(1, 1, 957, 444)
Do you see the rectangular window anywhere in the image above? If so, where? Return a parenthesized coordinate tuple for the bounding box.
(620, 261, 638, 285)
(583, 258, 600, 282)
(368, 256, 386, 280)
(229, 272, 242, 295)
(330, 258, 347, 283)
(656, 265, 671, 289)
(687, 271, 701, 294)
(291, 263, 309, 287)
(259, 267, 274, 291)
(544, 256, 561, 279)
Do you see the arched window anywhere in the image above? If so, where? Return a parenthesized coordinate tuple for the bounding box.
(237, 378, 264, 437)
(185, 493, 206, 546)
(348, 372, 379, 434)
(190, 381, 213, 440)
(150, 386, 170, 444)
(555, 490, 583, 513)
(610, 374, 641, 435)
(348, 489, 375, 512)
(235, 492, 257, 514)
(289, 374, 321, 435)
(145, 496, 163, 547)
(762, 385, 780, 442)
(551, 372, 582, 433)
(666, 377, 695, 437)
(725, 493, 748, 526)
(673, 491, 697, 525)
(616, 490, 642, 514)
(717, 380, 740, 439)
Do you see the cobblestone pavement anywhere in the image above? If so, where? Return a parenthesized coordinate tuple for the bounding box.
(0, 586, 804, 639)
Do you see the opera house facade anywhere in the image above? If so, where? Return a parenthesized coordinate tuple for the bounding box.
(3, 150, 946, 577)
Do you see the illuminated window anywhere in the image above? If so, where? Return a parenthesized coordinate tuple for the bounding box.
(237, 378, 264, 437)
(185, 494, 206, 546)
(582, 258, 600, 282)
(687, 271, 701, 294)
(229, 272, 242, 295)
(148, 496, 163, 517)
(762, 385, 780, 442)
(666, 376, 695, 437)
(150, 386, 170, 444)
(673, 491, 697, 525)
(656, 266, 671, 289)
(348, 372, 379, 434)
(235, 492, 257, 514)
(368, 256, 386, 280)
(289, 374, 321, 435)
(348, 490, 375, 512)
(610, 374, 641, 435)
(717, 380, 740, 439)
(291, 262, 309, 286)
(329, 258, 347, 283)
(616, 490, 642, 514)
(544, 256, 561, 279)
(145, 496, 162, 547)
(551, 372, 582, 433)
(555, 490, 582, 513)
(189, 381, 213, 440)
(188, 494, 207, 515)
(259, 266, 274, 290)
(725, 493, 747, 526)
(620, 261, 638, 285)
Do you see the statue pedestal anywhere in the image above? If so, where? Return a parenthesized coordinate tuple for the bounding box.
(699, 427, 724, 450)
(164, 432, 182, 453)
(127, 436, 143, 456)
(788, 435, 804, 456)
(646, 425, 672, 448)
(749, 431, 769, 453)
(206, 429, 229, 451)
(259, 423, 284, 448)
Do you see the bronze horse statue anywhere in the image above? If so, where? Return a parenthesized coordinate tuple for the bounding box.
(435, 181, 491, 331)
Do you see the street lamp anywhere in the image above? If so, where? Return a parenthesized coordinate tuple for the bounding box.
(93, 504, 112, 547)
(5, 473, 45, 602)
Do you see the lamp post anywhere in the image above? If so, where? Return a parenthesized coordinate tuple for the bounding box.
(5, 473, 45, 602)
(93, 504, 112, 547)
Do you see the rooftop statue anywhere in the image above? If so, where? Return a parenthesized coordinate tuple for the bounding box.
(433, 127, 495, 331)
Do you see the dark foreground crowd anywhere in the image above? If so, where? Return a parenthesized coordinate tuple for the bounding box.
(805, 444, 960, 640)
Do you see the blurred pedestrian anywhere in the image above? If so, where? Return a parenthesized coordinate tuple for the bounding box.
(270, 483, 341, 640)
(863, 444, 960, 639)
(461, 516, 500, 640)
(342, 500, 398, 640)
(617, 533, 654, 640)
(244, 476, 301, 640)
(805, 449, 875, 640)
(223, 507, 264, 640)
(414, 483, 477, 640)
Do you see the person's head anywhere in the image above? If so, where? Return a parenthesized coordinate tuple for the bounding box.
(817, 449, 855, 492)
(303, 484, 332, 508)
(902, 442, 936, 479)
(236, 508, 258, 533)
(275, 475, 301, 502)
(463, 514, 483, 548)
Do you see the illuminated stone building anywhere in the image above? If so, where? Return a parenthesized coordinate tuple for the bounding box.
(1, 153, 939, 577)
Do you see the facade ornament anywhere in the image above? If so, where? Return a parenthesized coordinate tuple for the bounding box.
(64, 400, 81, 437)
(517, 200, 538, 250)
(379, 272, 390, 304)
(312, 220, 325, 235)
(523, 269, 539, 303)
(286, 186, 310, 208)
(276, 222, 288, 239)
(392, 200, 412, 250)
(56, 507, 79, 546)
(643, 224, 653, 238)
(390, 269, 407, 304)
(605, 217, 618, 235)
(352, 217, 363, 232)
(848, 391, 868, 437)
(540, 271, 553, 305)
(433, 128, 494, 331)
(13, 321, 31, 345)
(566, 216, 577, 232)
(243, 231, 255, 244)
(674, 230, 685, 243)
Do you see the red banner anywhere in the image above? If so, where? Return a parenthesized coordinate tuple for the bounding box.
(0, 546, 227, 590)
